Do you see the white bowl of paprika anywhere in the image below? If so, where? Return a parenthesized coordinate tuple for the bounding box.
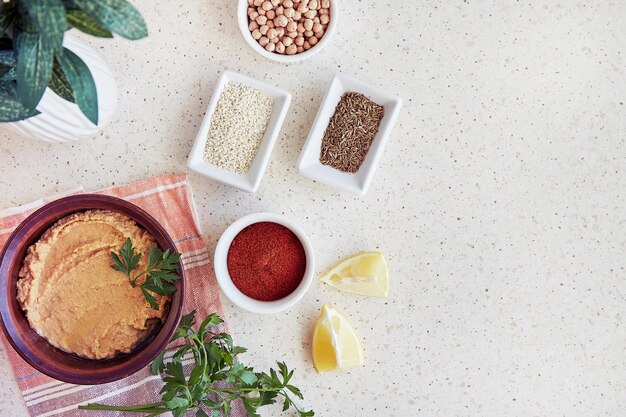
(214, 212, 315, 314)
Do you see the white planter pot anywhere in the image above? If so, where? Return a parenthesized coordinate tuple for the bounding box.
(1, 33, 118, 143)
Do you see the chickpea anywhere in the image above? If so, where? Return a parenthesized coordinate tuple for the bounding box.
(304, 30, 313, 37)
(297, 3, 308, 13)
(253, 0, 263, 6)
(259, 36, 270, 46)
(283, 0, 293, 6)
(275, 15, 289, 27)
(308, 0, 318, 8)
(287, 20, 298, 32)
(257, 7, 266, 15)
(266, 9, 275, 19)
(282, 36, 293, 46)
(250, 10, 259, 20)
(249, 21, 259, 31)
(293, 11, 302, 20)
(304, 9, 317, 18)
(320, 14, 329, 24)
(248, 0, 254, 5)
(312, 22, 322, 32)
(319, 8, 329, 15)
(267, 20, 274, 28)
(321, 0, 330, 7)
(256, 15, 267, 25)
(303, 40, 311, 50)
(248, 7, 256, 15)
(265, 42, 275, 52)
(313, 16, 320, 23)
(277, 27, 285, 37)
(284, 7, 295, 18)
(314, 30, 324, 38)
(308, 35, 318, 45)
(294, 36, 304, 46)
(267, 28, 278, 39)
(297, 22, 305, 32)
(296, 46, 304, 53)
(287, 31, 298, 38)
(271, 36, 279, 43)
(260, 25, 269, 35)
(276, 5, 284, 15)
(275, 42, 286, 54)
(286, 44, 297, 55)
(262, 1, 273, 10)
(271, 0, 280, 5)
(251, 28, 262, 39)
(303, 18, 313, 31)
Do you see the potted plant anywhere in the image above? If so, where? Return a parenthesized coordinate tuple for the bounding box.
(0, 0, 147, 143)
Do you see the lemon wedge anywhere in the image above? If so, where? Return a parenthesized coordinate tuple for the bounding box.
(312, 304, 364, 373)
(319, 251, 389, 297)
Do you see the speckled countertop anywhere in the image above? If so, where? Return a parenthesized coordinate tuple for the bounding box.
(1, 1, 625, 416)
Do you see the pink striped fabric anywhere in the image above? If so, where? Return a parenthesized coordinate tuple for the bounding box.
(0, 173, 245, 417)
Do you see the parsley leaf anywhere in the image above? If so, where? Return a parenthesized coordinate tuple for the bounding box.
(79, 311, 313, 417)
(110, 238, 182, 310)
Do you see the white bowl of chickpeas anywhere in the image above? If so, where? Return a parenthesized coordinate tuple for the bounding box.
(238, 0, 337, 63)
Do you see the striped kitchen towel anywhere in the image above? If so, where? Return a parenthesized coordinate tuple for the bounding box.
(0, 173, 245, 417)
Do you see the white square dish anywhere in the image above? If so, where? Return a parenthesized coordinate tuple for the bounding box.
(187, 70, 292, 193)
(296, 73, 402, 196)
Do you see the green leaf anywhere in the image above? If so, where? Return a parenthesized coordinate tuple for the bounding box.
(0, 4, 15, 35)
(73, 0, 148, 40)
(49, 58, 74, 102)
(111, 238, 140, 276)
(257, 390, 278, 407)
(0, 81, 39, 121)
(141, 288, 159, 310)
(66, 9, 113, 38)
(55, 46, 98, 124)
(286, 384, 303, 399)
(164, 361, 185, 383)
(188, 365, 205, 386)
(165, 397, 189, 411)
(239, 370, 258, 385)
(15, 31, 53, 111)
(150, 349, 166, 375)
(23, 0, 66, 51)
(0, 51, 16, 80)
(231, 346, 247, 355)
(198, 314, 223, 335)
(242, 397, 261, 417)
(282, 396, 291, 412)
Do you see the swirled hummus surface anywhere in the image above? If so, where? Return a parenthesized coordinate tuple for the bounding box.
(17, 210, 169, 360)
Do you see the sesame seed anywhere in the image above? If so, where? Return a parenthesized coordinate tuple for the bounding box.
(204, 82, 273, 174)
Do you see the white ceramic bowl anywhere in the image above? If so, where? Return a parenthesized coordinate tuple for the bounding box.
(297, 73, 403, 196)
(237, 0, 339, 63)
(187, 70, 291, 193)
(214, 212, 315, 314)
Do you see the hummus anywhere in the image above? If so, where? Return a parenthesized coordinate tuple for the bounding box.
(17, 210, 170, 360)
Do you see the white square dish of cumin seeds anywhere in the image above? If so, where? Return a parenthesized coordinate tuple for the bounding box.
(297, 73, 402, 196)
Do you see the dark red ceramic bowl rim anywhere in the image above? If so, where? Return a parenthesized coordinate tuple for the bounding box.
(0, 194, 185, 385)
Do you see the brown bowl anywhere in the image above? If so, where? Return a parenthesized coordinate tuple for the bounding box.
(0, 194, 184, 385)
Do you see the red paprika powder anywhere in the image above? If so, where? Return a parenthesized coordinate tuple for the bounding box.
(227, 222, 306, 301)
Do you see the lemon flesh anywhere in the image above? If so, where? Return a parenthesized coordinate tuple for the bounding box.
(319, 251, 389, 297)
(312, 304, 363, 373)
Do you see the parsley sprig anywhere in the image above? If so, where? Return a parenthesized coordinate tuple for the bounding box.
(111, 238, 182, 310)
(79, 311, 314, 417)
